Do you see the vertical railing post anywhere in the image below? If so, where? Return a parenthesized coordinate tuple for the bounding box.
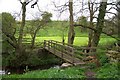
(55, 41, 57, 50)
(60, 45, 63, 59)
(51, 40, 53, 48)
(72, 47, 74, 65)
(44, 40, 46, 48)
(50, 40, 51, 48)
(48, 41, 50, 49)
(54, 42, 56, 54)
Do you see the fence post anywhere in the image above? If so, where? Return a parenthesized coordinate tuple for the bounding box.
(48, 40, 50, 50)
(49, 40, 52, 49)
(53, 42, 55, 54)
(44, 40, 46, 48)
(61, 45, 63, 60)
(72, 48, 74, 65)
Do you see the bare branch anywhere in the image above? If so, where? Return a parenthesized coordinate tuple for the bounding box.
(18, 0, 34, 5)
(31, 0, 38, 8)
(93, 6, 99, 14)
(52, 1, 69, 8)
(107, 2, 116, 5)
(73, 24, 120, 41)
(106, 11, 118, 17)
(106, 6, 115, 12)
(18, 0, 22, 4)
(52, 1, 69, 13)
(111, 7, 119, 12)
(93, 2, 116, 5)
(36, 4, 43, 13)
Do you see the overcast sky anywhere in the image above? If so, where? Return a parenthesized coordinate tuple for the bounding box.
(0, 0, 117, 21)
(0, 0, 70, 20)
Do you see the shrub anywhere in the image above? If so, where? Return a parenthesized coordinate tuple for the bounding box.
(95, 63, 119, 78)
(99, 54, 109, 66)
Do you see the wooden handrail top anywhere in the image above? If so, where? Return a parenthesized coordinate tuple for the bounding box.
(44, 40, 97, 50)
(50, 40, 97, 48)
(44, 40, 75, 56)
(44, 40, 74, 50)
(44, 40, 98, 56)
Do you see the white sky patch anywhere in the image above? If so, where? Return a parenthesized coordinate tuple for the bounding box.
(0, 0, 69, 20)
(0, 0, 117, 21)
(0, 0, 21, 13)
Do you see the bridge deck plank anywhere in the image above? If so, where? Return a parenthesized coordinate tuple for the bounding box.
(45, 47, 85, 65)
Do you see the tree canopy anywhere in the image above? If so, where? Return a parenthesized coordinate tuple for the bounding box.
(2, 12, 16, 36)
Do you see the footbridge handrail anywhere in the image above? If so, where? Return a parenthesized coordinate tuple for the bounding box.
(43, 40, 98, 65)
(44, 40, 75, 58)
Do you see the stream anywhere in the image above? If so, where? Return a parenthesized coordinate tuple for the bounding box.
(1, 63, 62, 75)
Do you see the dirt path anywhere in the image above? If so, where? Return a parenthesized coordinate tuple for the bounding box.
(85, 70, 96, 78)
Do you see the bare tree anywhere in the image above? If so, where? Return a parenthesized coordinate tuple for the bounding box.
(17, 0, 38, 52)
(91, 0, 108, 50)
(68, 0, 75, 44)
(52, 0, 75, 44)
(116, 1, 120, 45)
(30, 12, 52, 48)
(87, 0, 98, 48)
(18, 0, 31, 50)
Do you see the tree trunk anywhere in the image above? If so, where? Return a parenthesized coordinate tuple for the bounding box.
(117, 1, 120, 45)
(88, 23, 93, 47)
(31, 29, 38, 49)
(18, 2, 26, 49)
(68, 0, 75, 44)
(88, 1, 94, 48)
(91, 1, 107, 50)
(91, 1, 108, 67)
(31, 24, 42, 49)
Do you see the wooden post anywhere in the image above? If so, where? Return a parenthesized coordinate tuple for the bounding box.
(55, 41, 57, 50)
(72, 47, 74, 64)
(61, 45, 63, 59)
(53, 42, 55, 54)
(50, 40, 52, 48)
(51, 40, 53, 48)
(47, 41, 50, 49)
(44, 40, 46, 48)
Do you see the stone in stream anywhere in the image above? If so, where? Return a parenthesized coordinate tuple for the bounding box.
(0, 70, 5, 75)
(52, 63, 72, 69)
(52, 65, 60, 69)
(61, 63, 73, 68)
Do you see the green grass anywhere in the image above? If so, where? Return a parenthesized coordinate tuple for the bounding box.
(3, 66, 85, 78)
(95, 63, 119, 78)
(24, 36, 116, 46)
(21, 36, 116, 48)
(3, 63, 119, 78)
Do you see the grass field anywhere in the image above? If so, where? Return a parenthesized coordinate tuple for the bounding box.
(19, 21, 117, 47)
(30, 36, 116, 46)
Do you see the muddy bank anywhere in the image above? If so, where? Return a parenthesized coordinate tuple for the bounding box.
(2, 48, 63, 74)
(3, 63, 62, 74)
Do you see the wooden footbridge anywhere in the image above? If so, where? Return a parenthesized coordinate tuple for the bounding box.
(43, 40, 97, 66)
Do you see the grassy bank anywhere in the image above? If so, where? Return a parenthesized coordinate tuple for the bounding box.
(3, 66, 85, 78)
(3, 63, 119, 78)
